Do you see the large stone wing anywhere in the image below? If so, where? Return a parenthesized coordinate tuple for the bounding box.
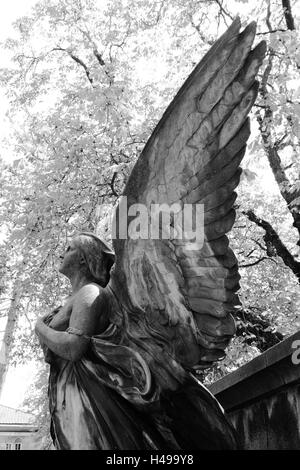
(108, 18, 266, 380)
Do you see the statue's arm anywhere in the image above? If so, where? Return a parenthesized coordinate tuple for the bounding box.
(35, 284, 101, 361)
(47, 306, 72, 331)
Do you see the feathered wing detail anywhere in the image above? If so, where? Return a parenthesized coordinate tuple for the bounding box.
(107, 18, 266, 390)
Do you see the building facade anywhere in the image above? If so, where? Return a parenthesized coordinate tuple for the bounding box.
(0, 404, 39, 450)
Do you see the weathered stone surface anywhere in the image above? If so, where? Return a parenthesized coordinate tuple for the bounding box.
(209, 330, 300, 449)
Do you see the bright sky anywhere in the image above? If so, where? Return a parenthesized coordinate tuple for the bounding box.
(0, 0, 39, 409)
(0, 0, 39, 164)
(0, 0, 37, 40)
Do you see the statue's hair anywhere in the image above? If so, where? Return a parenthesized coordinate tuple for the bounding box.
(74, 232, 115, 287)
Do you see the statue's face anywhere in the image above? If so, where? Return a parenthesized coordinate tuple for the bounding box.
(58, 238, 83, 277)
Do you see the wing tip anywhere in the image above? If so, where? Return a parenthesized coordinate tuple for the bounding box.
(239, 21, 257, 48)
(231, 16, 241, 30)
(218, 17, 241, 46)
(257, 39, 268, 54)
(250, 40, 267, 62)
(244, 20, 257, 32)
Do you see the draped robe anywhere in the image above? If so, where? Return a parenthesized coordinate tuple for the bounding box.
(43, 292, 238, 450)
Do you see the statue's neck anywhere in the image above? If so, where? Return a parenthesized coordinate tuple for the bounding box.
(69, 272, 93, 294)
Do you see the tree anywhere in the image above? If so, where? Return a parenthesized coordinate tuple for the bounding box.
(0, 0, 222, 387)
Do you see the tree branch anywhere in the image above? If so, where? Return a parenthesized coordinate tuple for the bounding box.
(52, 47, 94, 85)
(265, 0, 273, 32)
(256, 111, 291, 200)
(240, 257, 277, 268)
(0, 286, 22, 394)
(257, 28, 286, 35)
(256, 47, 291, 199)
(189, 14, 214, 45)
(110, 172, 120, 197)
(79, 29, 106, 66)
(252, 238, 267, 251)
(243, 210, 300, 281)
(256, 1, 300, 239)
(282, 0, 296, 30)
(214, 0, 234, 22)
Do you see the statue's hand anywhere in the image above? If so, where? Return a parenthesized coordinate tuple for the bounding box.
(47, 304, 72, 331)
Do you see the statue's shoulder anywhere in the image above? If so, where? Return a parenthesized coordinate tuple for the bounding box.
(72, 284, 116, 314)
(75, 283, 103, 304)
(69, 284, 103, 320)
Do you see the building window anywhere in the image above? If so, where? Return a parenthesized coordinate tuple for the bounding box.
(15, 439, 22, 450)
(6, 443, 12, 450)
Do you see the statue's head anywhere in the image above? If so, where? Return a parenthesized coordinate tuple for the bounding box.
(59, 232, 115, 287)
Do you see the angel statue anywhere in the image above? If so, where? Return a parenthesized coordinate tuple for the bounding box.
(35, 18, 266, 450)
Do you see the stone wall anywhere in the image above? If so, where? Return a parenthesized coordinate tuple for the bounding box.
(208, 330, 300, 449)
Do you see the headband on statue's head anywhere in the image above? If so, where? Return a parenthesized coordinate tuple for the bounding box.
(79, 232, 114, 255)
(75, 232, 115, 286)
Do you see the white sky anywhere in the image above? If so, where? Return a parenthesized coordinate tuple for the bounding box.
(0, 0, 38, 40)
(0, 0, 39, 163)
(0, 0, 39, 409)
